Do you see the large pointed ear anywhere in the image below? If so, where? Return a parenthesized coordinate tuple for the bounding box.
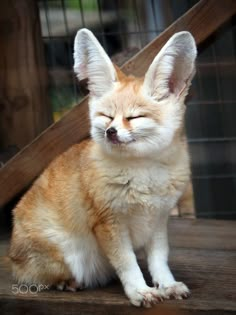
(73, 28, 117, 97)
(143, 32, 197, 101)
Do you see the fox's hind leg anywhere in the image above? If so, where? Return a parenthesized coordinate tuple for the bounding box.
(8, 232, 72, 289)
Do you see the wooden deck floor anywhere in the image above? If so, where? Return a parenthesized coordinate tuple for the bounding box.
(0, 218, 235, 315)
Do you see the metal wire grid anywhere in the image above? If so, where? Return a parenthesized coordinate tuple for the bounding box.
(38, 0, 236, 218)
(38, 0, 190, 106)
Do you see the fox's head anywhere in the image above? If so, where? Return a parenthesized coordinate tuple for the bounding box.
(74, 29, 197, 157)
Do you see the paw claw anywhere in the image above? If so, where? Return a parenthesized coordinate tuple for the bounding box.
(128, 286, 164, 307)
(161, 282, 190, 300)
(55, 279, 84, 292)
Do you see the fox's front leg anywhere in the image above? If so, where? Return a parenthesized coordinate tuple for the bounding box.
(94, 219, 164, 307)
(146, 211, 190, 300)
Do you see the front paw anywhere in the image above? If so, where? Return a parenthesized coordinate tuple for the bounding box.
(126, 286, 165, 308)
(161, 282, 190, 300)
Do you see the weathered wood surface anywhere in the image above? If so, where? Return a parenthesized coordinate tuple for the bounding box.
(0, 218, 235, 315)
(0, 0, 52, 152)
(1, 0, 236, 207)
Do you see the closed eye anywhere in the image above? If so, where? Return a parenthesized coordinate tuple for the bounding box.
(104, 115, 113, 120)
(126, 115, 145, 121)
(98, 113, 113, 120)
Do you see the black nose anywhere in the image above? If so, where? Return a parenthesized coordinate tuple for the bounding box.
(106, 127, 117, 136)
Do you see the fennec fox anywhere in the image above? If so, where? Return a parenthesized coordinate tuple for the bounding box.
(9, 29, 197, 307)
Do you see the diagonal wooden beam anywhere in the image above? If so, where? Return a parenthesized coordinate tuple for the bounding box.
(0, 0, 236, 208)
(122, 0, 236, 76)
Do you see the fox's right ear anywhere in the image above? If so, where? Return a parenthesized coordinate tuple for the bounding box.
(143, 32, 197, 101)
(74, 29, 117, 97)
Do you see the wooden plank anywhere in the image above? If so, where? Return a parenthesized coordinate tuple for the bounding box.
(0, 0, 236, 208)
(169, 218, 236, 251)
(0, 0, 52, 152)
(1, 218, 236, 314)
(121, 0, 236, 76)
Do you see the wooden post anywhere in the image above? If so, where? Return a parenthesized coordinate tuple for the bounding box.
(0, 0, 52, 152)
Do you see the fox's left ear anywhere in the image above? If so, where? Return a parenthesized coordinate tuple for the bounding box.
(74, 28, 117, 97)
(143, 32, 197, 101)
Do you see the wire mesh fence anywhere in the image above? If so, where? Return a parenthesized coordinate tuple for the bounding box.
(38, 0, 196, 114)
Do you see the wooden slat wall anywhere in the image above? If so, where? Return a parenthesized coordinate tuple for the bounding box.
(0, 0, 52, 152)
(0, 0, 236, 208)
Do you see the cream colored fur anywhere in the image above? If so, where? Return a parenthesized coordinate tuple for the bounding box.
(9, 28, 197, 307)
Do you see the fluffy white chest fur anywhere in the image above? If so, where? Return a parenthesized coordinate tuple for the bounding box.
(96, 158, 187, 247)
